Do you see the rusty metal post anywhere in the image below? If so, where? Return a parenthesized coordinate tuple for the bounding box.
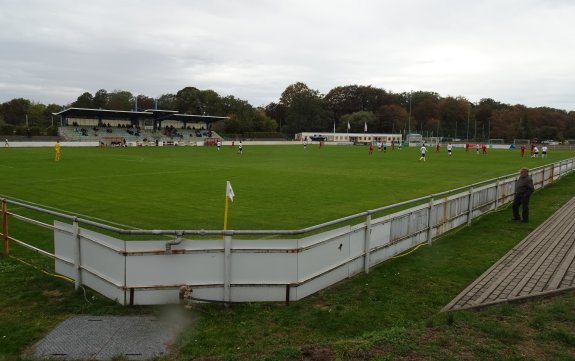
(2, 200, 8, 256)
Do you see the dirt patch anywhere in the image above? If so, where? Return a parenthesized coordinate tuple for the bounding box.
(301, 345, 336, 361)
(42, 290, 64, 298)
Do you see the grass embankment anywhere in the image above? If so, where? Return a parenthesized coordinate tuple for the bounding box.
(177, 171, 575, 360)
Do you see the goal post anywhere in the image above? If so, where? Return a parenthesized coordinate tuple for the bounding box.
(513, 139, 530, 145)
(488, 139, 504, 145)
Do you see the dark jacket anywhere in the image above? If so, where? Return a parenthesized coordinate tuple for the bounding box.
(515, 175, 534, 195)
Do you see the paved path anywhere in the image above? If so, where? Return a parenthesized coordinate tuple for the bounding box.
(443, 196, 575, 312)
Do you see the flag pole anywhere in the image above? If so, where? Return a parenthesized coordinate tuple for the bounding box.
(223, 181, 234, 230)
(223, 191, 230, 230)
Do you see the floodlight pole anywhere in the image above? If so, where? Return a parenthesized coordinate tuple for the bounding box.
(466, 103, 470, 141)
(407, 90, 412, 144)
(455, 120, 457, 139)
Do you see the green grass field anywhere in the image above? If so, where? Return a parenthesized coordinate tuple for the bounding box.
(1, 145, 572, 230)
(2, 144, 575, 360)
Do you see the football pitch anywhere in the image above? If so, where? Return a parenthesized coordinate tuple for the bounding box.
(1, 145, 572, 230)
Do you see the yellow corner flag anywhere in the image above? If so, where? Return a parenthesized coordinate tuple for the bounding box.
(226, 181, 235, 202)
(223, 181, 235, 230)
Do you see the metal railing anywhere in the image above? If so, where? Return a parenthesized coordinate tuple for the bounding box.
(2, 157, 574, 305)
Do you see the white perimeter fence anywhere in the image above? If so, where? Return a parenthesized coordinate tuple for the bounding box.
(2, 158, 575, 305)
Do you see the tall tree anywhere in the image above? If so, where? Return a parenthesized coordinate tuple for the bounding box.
(280, 82, 326, 134)
(409, 91, 440, 133)
(0, 98, 30, 125)
(279, 82, 319, 107)
(221, 95, 257, 133)
(516, 105, 532, 140)
(264, 102, 287, 132)
(199, 89, 223, 115)
(437, 97, 469, 139)
(339, 111, 376, 133)
(73, 92, 94, 108)
(284, 91, 329, 135)
(323, 85, 392, 130)
(27, 103, 47, 127)
(133, 94, 155, 111)
(253, 110, 278, 132)
(376, 104, 408, 134)
(489, 106, 521, 140)
(93, 89, 109, 109)
(107, 90, 133, 111)
(175, 87, 203, 114)
(323, 85, 364, 121)
(156, 93, 177, 110)
(44, 103, 63, 127)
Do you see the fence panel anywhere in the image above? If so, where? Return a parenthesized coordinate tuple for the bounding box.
(0, 157, 560, 304)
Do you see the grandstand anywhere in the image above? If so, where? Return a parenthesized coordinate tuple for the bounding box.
(59, 125, 221, 146)
(54, 107, 227, 146)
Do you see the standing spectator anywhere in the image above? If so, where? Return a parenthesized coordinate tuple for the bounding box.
(512, 167, 535, 222)
(419, 144, 427, 162)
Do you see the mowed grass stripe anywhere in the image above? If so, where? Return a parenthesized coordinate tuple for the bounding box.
(0, 145, 572, 230)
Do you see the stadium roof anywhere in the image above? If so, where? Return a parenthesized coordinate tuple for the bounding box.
(52, 107, 228, 123)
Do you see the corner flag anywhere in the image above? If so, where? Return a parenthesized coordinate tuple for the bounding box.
(226, 181, 235, 202)
(224, 181, 235, 230)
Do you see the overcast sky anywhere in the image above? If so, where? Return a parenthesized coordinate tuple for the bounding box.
(1, 0, 574, 111)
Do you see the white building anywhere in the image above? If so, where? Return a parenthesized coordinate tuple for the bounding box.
(295, 132, 402, 144)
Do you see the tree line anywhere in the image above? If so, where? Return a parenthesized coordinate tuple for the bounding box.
(1, 83, 574, 141)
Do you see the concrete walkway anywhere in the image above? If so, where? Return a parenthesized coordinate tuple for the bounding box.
(443, 196, 575, 312)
